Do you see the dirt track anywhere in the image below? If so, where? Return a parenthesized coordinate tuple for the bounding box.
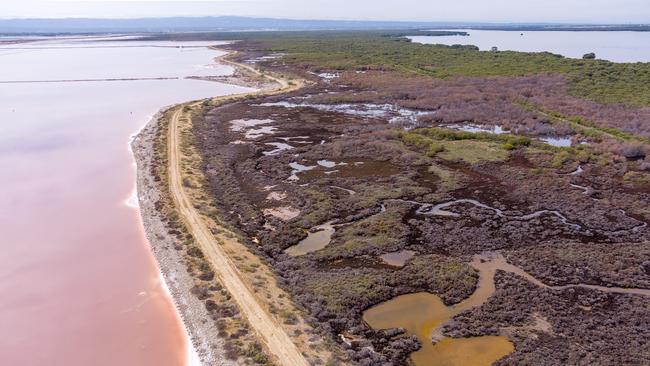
(167, 55, 310, 366)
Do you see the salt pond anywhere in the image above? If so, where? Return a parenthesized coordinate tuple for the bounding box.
(0, 36, 251, 366)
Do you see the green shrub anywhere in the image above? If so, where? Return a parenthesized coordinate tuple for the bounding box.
(414, 127, 531, 147)
(244, 342, 271, 365)
(187, 246, 204, 258)
(552, 150, 572, 168)
(426, 142, 445, 156)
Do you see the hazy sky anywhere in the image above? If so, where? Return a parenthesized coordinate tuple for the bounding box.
(3, 0, 650, 23)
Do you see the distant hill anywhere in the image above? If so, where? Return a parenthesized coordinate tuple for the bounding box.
(0, 16, 473, 34)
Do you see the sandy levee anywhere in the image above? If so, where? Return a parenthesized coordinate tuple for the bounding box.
(132, 106, 237, 366)
(130, 47, 272, 365)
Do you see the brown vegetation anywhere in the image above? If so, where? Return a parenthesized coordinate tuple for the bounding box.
(175, 40, 650, 365)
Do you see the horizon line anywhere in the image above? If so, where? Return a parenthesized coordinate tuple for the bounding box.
(0, 16, 649, 26)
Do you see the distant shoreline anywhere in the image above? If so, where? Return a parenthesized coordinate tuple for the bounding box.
(430, 25, 650, 32)
(0, 77, 180, 84)
(1, 16, 649, 35)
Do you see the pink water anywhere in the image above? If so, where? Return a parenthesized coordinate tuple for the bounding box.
(0, 37, 251, 366)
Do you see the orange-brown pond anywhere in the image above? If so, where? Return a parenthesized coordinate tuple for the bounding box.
(0, 37, 250, 365)
(364, 250, 650, 365)
(363, 293, 513, 366)
(363, 255, 515, 366)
